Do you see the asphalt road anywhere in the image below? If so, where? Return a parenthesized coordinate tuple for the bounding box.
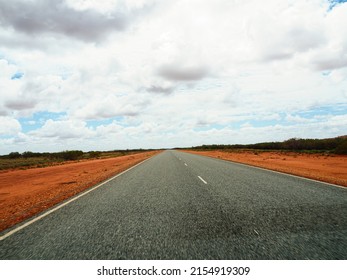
(1, 150, 346, 259)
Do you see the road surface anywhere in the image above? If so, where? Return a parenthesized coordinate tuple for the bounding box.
(1, 150, 346, 259)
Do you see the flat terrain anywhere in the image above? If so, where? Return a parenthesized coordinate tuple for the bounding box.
(1, 150, 346, 259)
(0, 151, 159, 231)
(185, 150, 347, 187)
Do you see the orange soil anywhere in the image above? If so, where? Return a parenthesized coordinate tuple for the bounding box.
(0, 151, 160, 232)
(185, 150, 347, 187)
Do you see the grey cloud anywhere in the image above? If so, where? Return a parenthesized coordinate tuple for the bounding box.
(196, 119, 212, 126)
(147, 85, 175, 95)
(263, 52, 292, 62)
(261, 27, 326, 62)
(38, 131, 78, 139)
(312, 56, 347, 71)
(289, 28, 325, 53)
(0, 0, 147, 42)
(90, 109, 139, 119)
(0, 30, 58, 50)
(5, 99, 37, 110)
(0, 109, 9, 116)
(158, 64, 209, 81)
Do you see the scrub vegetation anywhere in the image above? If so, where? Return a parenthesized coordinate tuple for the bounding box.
(0, 149, 155, 170)
(186, 136, 347, 155)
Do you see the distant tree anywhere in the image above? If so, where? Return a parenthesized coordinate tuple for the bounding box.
(55, 150, 84, 161)
(22, 151, 42, 158)
(88, 151, 102, 158)
(22, 151, 34, 158)
(335, 141, 347, 155)
(190, 136, 347, 152)
(8, 152, 21, 159)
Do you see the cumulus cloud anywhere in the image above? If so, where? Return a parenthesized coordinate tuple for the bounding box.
(307, 2, 347, 71)
(72, 93, 149, 120)
(0, 0, 150, 42)
(242, 0, 327, 63)
(311, 53, 347, 71)
(29, 119, 94, 139)
(0, 116, 21, 136)
(1, 0, 347, 154)
(259, 27, 326, 62)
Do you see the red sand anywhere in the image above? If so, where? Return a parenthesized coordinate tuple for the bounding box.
(0, 151, 159, 232)
(2, 149, 345, 233)
(185, 150, 347, 187)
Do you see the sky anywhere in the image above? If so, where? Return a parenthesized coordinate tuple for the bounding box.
(1, 0, 347, 154)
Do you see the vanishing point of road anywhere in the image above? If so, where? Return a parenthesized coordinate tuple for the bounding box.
(1, 150, 346, 259)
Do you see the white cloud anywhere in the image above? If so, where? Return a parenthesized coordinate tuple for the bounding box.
(0, 116, 21, 136)
(29, 119, 94, 139)
(0, 0, 347, 154)
(0, 0, 154, 42)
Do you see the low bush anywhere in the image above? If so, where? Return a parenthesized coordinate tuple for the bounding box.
(54, 150, 84, 161)
(335, 141, 347, 155)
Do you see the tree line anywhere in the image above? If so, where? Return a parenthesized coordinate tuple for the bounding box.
(3, 150, 86, 161)
(187, 135, 347, 155)
(1, 148, 152, 160)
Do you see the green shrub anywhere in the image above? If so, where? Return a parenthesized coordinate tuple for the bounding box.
(88, 151, 102, 158)
(55, 150, 84, 161)
(8, 152, 21, 159)
(335, 141, 347, 155)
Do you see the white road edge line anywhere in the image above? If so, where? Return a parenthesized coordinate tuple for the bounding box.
(198, 176, 208, 184)
(182, 152, 347, 190)
(227, 159, 347, 190)
(0, 156, 154, 241)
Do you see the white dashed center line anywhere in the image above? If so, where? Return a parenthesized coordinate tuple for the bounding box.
(198, 176, 207, 184)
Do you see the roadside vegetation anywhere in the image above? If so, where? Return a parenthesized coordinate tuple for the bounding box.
(0, 149, 155, 171)
(183, 135, 347, 155)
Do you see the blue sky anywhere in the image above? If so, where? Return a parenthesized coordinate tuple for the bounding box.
(329, 0, 347, 9)
(11, 72, 24, 80)
(19, 112, 66, 133)
(1, 0, 347, 154)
